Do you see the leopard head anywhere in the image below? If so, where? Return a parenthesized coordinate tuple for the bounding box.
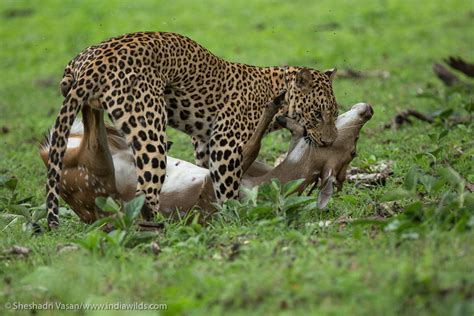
(285, 67, 338, 146)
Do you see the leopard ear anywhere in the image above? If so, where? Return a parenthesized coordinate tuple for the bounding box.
(324, 68, 337, 82)
(295, 68, 312, 90)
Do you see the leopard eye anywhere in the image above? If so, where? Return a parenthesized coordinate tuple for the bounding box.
(313, 111, 322, 121)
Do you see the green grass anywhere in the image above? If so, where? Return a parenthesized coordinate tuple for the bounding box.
(1, 0, 473, 315)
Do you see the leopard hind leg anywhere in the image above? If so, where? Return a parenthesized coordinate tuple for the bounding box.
(103, 77, 168, 220)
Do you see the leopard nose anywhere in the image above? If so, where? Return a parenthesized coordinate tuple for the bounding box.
(320, 138, 334, 147)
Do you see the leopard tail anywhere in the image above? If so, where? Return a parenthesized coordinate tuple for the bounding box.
(46, 78, 88, 228)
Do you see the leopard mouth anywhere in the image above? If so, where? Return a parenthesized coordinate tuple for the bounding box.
(303, 129, 319, 146)
(304, 129, 333, 147)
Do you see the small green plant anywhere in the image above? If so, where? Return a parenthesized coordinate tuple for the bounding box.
(1, 175, 45, 234)
(75, 195, 159, 254)
(93, 195, 143, 231)
(1, 176, 32, 212)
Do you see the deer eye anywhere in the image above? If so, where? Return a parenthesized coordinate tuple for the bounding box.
(351, 150, 357, 157)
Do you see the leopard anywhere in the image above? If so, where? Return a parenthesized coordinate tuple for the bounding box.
(46, 31, 339, 228)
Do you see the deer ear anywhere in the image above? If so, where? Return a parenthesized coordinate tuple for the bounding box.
(295, 68, 313, 89)
(324, 68, 337, 82)
(317, 169, 334, 209)
(273, 90, 286, 106)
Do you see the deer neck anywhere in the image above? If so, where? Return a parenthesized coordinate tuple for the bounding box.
(243, 139, 314, 188)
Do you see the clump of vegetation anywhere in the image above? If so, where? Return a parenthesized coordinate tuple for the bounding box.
(215, 179, 314, 224)
(382, 165, 473, 236)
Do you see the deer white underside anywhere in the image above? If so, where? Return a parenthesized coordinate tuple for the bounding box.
(112, 152, 208, 195)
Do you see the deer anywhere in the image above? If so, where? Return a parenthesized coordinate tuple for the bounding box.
(241, 102, 373, 208)
(40, 95, 373, 223)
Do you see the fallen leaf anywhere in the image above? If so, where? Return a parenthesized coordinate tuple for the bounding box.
(56, 243, 79, 253)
